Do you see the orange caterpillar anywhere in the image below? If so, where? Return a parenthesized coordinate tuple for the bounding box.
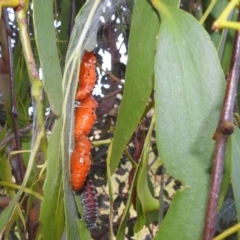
(71, 135, 92, 191)
(71, 51, 98, 192)
(74, 97, 98, 140)
(75, 52, 97, 101)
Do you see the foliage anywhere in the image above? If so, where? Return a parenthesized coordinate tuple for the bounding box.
(0, 0, 240, 239)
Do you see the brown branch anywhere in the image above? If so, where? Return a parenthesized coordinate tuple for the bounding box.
(202, 11, 240, 240)
(0, 15, 10, 74)
(3, 9, 25, 184)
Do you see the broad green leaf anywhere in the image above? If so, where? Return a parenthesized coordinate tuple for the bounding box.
(160, 0, 180, 5)
(33, 0, 63, 115)
(152, 1, 225, 239)
(109, 0, 159, 175)
(39, 118, 64, 240)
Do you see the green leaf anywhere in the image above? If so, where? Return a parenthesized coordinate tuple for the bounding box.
(33, 0, 63, 115)
(160, 0, 180, 5)
(39, 118, 64, 240)
(109, 0, 159, 175)
(152, 1, 225, 239)
(232, 128, 240, 237)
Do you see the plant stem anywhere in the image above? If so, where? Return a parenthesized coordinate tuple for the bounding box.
(15, 3, 45, 142)
(96, 62, 123, 85)
(0, 181, 43, 200)
(199, 0, 217, 25)
(3, 9, 25, 184)
(213, 223, 240, 240)
(203, 10, 240, 240)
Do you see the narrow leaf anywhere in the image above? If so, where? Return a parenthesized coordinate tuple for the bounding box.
(33, 0, 63, 115)
(109, 0, 159, 174)
(39, 118, 64, 240)
(135, 115, 159, 231)
(137, 154, 159, 215)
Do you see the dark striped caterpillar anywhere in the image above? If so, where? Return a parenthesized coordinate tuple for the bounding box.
(80, 177, 98, 229)
(70, 51, 98, 228)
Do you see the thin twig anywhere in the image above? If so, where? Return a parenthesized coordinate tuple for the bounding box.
(96, 62, 123, 85)
(0, 123, 32, 148)
(203, 11, 240, 240)
(97, 88, 123, 102)
(3, 9, 25, 184)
